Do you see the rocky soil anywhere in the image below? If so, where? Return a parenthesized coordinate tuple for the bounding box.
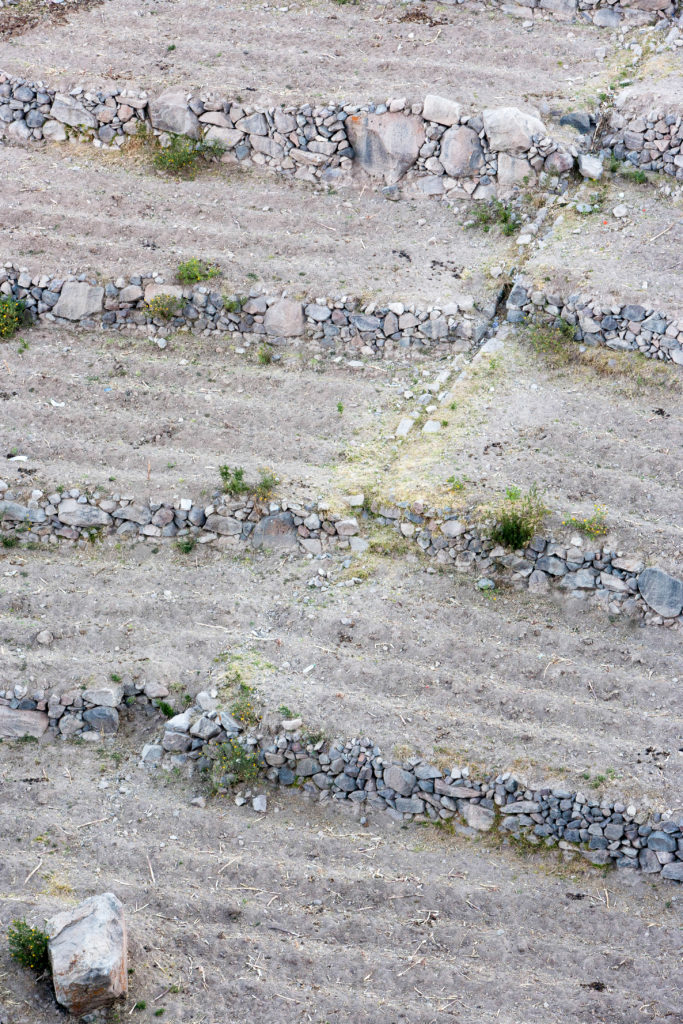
(1, 0, 682, 1019)
(1, 737, 682, 1024)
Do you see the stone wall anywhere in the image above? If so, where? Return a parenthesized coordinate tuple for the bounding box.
(602, 91, 683, 180)
(0, 263, 487, 353)
(3, 259, 682, 366)
(413, 0, 679, 29)
(156, 706, 683, 881)
(2, 482, 682, 626)
(506, 281, 683, 364)
(0, 71, 576, 196)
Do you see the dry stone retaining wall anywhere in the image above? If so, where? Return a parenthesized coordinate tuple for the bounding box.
(506, 281, 683, 363)
(2, 482, 682, 627)
(0, 263, 486, 353)
(602, 101, 683, 179)
(3, 260, 683, 365)
(0, 71, 577, 196)
(3, 686, 682, 881)
(410, 0, 680, 28)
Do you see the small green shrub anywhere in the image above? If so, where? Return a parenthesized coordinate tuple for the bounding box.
(563, 503, 608, 538)
(0, 296, 28, 339)
(223, 296, 244, 314)
(153, 135, 224, 178)
(146, 294, 182, 321)
(220, 465, 249, 497)
(155, 700, 175, 718)
(257, 344, 273, 365)
(211, 738, 260, 790)
(175, 536, 196, 554)
(8, 920, 50, 972)
(231, 681, 260, 726)
(471, 199, 519, 235)
(254, 468, 278, 501)
(1, 534, 20, 548)
(487, 483, 549, 550)
(620, 167, 647, 185)
(177, 259, 220, 285)
(336, 400, 344, 415)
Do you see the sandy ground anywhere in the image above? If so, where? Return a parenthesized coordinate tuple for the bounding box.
(0, 142, 508, 309)
(1, 544, 681, 809)
(0, 735, 681, 1024)
(0, 0, 612, 110)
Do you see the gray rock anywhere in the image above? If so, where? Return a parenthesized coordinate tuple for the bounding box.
(0, 705, 48, 739)
(149, 88, 200, 138)
(57, 499, 112, 528)
(252, 794, 267, 812)
(384, 764, 416, 797)
(52, 281, 104, 321)
(141, 743, 164, 763)
(49, 93, 97, 129)
(83, 685, 123, 708)
(661, 861, 683, 881)
(638, 848, 663, 873)
(47, 893, 127, 1016)
(578, 154, 603, 179)
(111, 504, 151, 526)
(204, 513, 241, 536)
(638, 567, 683, 618)
(462, 803, 496, 831)
(647, 831, 678, 852)
(422, 94, 461, 126)
(439, 125, 485, 178)
(559, 112, 592, 134)
(189, 715, 221, 740)
(482, 107, 546, 153)
(165, 708, 194, 733)
(162, 731, 192, 752)
(346, 111, 424, 184)
(0, 500, 30, 522)
(83, 707, 119, 734)
(264, 298, 305, 337)
(251, 512, 298, 549)
(536, 556, 567, 576)
(500, 800, 541, 814)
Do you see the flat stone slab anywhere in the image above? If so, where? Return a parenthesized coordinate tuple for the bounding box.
(638, 566, 683, 619)
(0, 706, 48, 739)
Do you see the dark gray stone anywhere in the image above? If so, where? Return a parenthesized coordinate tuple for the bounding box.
(638, 567, 683, 618)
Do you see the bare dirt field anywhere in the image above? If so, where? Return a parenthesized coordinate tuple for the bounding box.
(1, 732, 682, 1024)
(2, 541, 681, 808)
(0, 141, 508, 309)
(0, 0, 613, 110)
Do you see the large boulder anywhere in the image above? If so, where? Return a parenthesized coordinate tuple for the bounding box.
(47, 893, 127, 1016)
(264, 299, 305, 337)
(0, 706, 48, 739)
(638, 567, 683, 618)
(57, 499, 112, 528)
(251, 512, 298, 549)
(49, 94, 97, 130)
(52, 282, 104, 321)
(346, 112, 424, 184)
(497, 152, 534, 188)
(482, 106, 546, 153)
(149, 89, 200, 139)
(440, 126, 485, 177)
(422, 95, 461, 127)
(538, 0, 576, 17)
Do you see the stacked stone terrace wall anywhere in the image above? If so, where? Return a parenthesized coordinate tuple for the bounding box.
(0, 264, 487, 354)
(0, 72, 577, 196)
(3, 261, 682, 365)
(411, 0, 679, 28)
(507, 282, 683, 363)
(2, 482, 682, 626)
(603, 99, 683, 179)
(3, 685, 682, 880)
